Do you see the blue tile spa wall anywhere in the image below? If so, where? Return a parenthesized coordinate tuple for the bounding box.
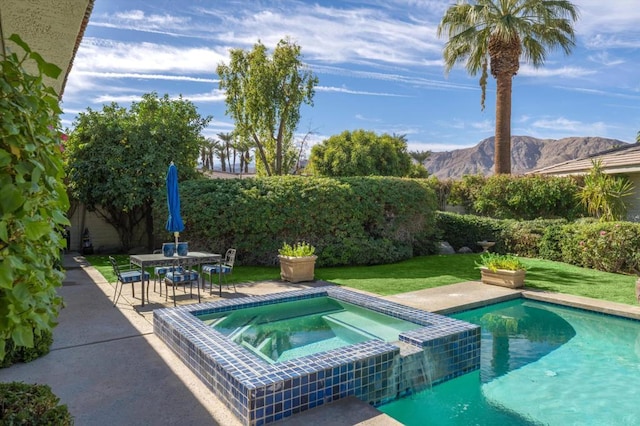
(154, 286, 480, 425)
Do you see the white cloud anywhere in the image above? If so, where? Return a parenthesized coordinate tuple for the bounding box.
(75, 71, 219, 84)
(518, 64, 596, 78)
(317, 86, 408, 97)
(75, 38, 226, 74)
(93, 89, 226, 104)
(587, 52, 625, 67)
(530, 117, 608, 135)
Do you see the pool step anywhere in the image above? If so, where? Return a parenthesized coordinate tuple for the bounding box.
(323, 311, 404, 342)
(202, 316, 227, 327)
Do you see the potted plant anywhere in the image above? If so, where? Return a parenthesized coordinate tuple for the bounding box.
(477, 252, 526, 288)
(278, 241, 317, 283)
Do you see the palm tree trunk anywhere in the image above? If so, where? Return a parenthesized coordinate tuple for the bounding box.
(494, 74, 513, 175)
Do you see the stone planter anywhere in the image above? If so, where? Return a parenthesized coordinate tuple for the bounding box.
(480, 267, 526, 289)
(279, 255, 318, 283)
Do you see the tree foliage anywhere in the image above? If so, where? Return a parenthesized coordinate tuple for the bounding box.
(438, 0, 579, 174)
(217, 38, 318, 176)
(0, 34, 69, 361)
(308, 129, 426, 177)
(65, 93, 211, 250)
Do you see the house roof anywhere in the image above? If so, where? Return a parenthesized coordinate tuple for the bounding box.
(529, 143, 640, 176)
(1, 0, 94, 97)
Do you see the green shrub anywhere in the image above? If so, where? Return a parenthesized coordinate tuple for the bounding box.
(0, 329, 53, 368)
(1, 34, 69, 362)
(278, 241, 315, 257)
(502, 219, 568, 258)
(435, 211, 507, 252)
(154, 176, 438, 267)
(448, 174, 585, 220)
(477, 252, 526, 272)
(0, 382, 73, 425)
(538, 223, 568, 261)
(559, 221, 640, 274)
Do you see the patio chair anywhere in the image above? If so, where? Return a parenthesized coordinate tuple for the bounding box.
(109, 256, 150, 307)
(202, 248, 236, 296)
(165, 266, 201, 306)
(152, 250, 183, 296)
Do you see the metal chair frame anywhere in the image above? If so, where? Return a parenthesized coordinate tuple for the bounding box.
(202, 248, 236, 296)
(164, 261, 201, 306)
(109, 256, 150, 306)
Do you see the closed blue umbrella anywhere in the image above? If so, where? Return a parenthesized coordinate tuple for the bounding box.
(166, 162, 184, 247)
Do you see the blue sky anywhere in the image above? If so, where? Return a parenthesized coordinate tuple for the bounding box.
(60, 0, 640, 153)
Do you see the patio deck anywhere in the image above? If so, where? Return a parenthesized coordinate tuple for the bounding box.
(3, 253, 639, 425)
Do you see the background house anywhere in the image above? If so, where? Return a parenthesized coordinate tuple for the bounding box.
(530, 143, 640, 221)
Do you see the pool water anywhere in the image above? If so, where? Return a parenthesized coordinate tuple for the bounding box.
(198, 296, 422, 363)
(379, 299, 640, 425)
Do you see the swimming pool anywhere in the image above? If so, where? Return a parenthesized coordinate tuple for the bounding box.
(198, 296, 422, 363)
(379, 298, 640, 425)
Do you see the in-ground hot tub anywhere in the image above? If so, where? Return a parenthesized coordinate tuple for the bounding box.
(154, 286, 480, 425)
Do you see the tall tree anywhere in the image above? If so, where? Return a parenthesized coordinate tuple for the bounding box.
(217, 132, 235, 172)
(308, 129, 417, 177)
(438, 0, 579, 174)
(217, 38, 318, 175)
(65, 93, 211, 250)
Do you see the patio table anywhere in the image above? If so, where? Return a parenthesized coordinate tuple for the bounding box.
(129, 251, 221, 306)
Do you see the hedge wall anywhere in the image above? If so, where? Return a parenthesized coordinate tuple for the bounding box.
(154, 176, 439, 266)
(436, 212, 640, 275)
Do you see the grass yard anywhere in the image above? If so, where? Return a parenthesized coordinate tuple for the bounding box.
(87, 253, 638, 306)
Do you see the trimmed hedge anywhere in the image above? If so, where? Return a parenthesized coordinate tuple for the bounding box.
(448, 174, 586, 220)
(154, 176, 439, 266)
(0, 382, 73, 425)
(436, 212, 640, 275)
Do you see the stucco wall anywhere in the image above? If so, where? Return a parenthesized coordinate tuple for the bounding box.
(626, 173, 640, 222)
(68, 204, 146, 253)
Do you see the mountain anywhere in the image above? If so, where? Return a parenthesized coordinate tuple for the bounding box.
(423, 136, 630, 179)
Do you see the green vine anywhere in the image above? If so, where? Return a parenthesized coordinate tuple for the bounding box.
(0, 34, 70, 362)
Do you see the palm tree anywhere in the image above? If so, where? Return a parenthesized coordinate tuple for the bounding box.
(409, 150, 431, 165)
(217, 132, 236, 172)
(438, 0, 579, 175)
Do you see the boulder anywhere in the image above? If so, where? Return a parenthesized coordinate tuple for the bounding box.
(438, 241, 455, 255)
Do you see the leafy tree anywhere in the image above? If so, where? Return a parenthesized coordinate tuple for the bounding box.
(65, 93, 211, 250)
(308, 129, 423, 177)
(217, 38, 318, 175)
(0, 34, 69, 361)
(579, 159, 633, 221)
(438, 0, 579, 175)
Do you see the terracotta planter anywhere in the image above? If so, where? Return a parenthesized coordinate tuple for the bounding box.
(279, 255, 318, 283)
(480, 267, 526, 289)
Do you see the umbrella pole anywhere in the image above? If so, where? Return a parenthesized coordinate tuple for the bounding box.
(174, 232, 179, 248)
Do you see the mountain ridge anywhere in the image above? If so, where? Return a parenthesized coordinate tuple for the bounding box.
(424, 136, 629, 179)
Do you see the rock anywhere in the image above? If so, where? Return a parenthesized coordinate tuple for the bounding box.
(458, 246, 473, 254)
(438, 241, 455, 255)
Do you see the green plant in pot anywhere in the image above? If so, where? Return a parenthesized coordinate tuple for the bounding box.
(477, 252, 526, 288)
(278, 241, 317, 283)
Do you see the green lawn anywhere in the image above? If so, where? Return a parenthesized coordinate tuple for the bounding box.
(87, 253, 638, 306)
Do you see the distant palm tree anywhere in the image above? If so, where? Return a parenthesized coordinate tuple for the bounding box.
(217, 132, 236, 172)
(409, 150, 431, 165)
(438, 0, 579, 175)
